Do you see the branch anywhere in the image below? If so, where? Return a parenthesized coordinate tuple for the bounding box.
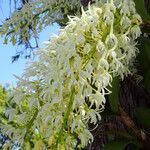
(119, 106, 150, 149)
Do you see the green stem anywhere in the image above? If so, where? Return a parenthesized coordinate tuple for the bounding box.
(56, 85, 75, 147)
(82, 45, 96, 69)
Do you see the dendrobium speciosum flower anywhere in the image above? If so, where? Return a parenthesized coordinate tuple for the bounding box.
(1, 0, 142, 149)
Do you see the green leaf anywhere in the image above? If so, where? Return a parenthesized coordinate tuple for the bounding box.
(137, 37, 150, 91)
(144, 0, 150, 15)
(134, 0, 150, 21)
(11, 36, 16, 45)
(143, 38, 150, 62)
(69, 56, 74, 67)
(103, 140, 130, 150)
(137, 37, 150, 74)
(135, 107, 150, 128)
(103, 140, 141, 150)
(3, 37, 8, 44)
(108, 77, 120, 112)
(144, 70, 150, 91)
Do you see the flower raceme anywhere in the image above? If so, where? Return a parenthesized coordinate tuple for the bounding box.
(1, 0, 142, 149)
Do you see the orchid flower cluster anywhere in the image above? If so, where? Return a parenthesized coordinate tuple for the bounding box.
(0, 0, 81, 45)
(1, 0, 142, 149)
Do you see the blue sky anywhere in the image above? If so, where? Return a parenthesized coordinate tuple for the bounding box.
(0, 1, 59, 86)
